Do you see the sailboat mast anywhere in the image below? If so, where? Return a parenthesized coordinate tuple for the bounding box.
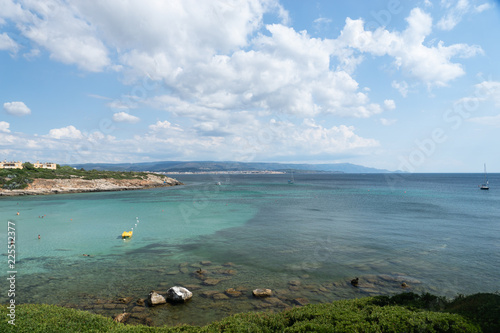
(484, 163, 488, 184)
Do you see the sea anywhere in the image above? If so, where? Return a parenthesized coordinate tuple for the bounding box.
(1, 173, 499, 326)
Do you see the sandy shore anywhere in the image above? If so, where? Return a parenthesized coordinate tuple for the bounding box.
(0, 174, 183, 196)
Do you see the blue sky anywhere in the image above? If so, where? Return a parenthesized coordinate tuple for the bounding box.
(1, 0, 499, 172)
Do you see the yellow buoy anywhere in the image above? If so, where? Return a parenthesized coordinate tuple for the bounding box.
(121, 230, 133, 239)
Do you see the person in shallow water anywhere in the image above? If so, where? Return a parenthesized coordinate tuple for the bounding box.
(38, 235, 40, 239)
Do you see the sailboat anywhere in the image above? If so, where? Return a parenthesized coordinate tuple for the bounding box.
(479, 163, 489, 190)
(288, 170, 294, 184)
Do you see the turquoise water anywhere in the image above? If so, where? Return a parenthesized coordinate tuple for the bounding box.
(1, 173, 499, 326)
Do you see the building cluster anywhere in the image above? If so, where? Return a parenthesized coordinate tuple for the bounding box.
(0, 160, 57, 170)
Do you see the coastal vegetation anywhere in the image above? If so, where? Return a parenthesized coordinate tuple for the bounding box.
(1, 292, 498, 332)
(0, 164, 155, 190)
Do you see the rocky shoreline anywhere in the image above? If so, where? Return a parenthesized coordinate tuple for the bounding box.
(0, 174, 183, 196)
(47, 260, 422, 327)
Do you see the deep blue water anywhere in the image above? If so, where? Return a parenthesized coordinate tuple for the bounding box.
(1, 173, 499, 326)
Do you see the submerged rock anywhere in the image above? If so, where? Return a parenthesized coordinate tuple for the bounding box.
(166, 286, 193, 302)
(213, 293, 230, 300)
(202, 278, 221, 286)
(183, 284, 201, 291)
(113, 312, 130, 323)
(193, 269, 208, 279)
(264, 297, 289, 308)
(148, 291, 166, 306)
(216, 268, 237, 275)
(118, 296, 133, 304)
(200, 290, 219, 298)
(253, 288, 272, 297)
(293, 298, 309, 306)
(225, 288, 243, 298)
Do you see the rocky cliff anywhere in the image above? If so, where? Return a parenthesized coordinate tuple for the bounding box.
(0, 174, 182, 196)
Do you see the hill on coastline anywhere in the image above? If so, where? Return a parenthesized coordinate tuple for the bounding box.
(0, 165, 182, 195)
(69, 161, 394, 173)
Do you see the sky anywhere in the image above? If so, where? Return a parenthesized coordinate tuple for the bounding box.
(1, 0, 499, 172)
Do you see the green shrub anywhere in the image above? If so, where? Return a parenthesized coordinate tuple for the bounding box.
(0, 168, 161, 188)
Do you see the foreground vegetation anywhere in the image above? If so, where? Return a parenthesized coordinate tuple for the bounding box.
(0, 163, 153, 190)
(1, 293, 498, 332)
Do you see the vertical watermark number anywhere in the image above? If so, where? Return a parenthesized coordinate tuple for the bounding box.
(7, 221, 16, 326)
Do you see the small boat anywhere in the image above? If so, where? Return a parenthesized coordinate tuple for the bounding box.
(479, 163, 489, 190)
(121, 230, 133, 238)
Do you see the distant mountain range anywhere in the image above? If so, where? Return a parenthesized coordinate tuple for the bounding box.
(69, 161, 395, 173)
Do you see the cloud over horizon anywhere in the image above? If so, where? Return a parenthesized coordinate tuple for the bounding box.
(3, 101, 31, 116)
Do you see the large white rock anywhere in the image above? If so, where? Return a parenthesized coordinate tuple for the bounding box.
(148, 291, 166, 306)
(166, 286, 193, 302)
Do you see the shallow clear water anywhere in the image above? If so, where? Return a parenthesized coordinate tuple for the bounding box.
(1, 173, 499, 326)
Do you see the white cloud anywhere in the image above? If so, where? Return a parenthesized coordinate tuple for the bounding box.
(339, 8, 483, 87)
(134, 116, 379, 161)
(288, 119, 379, 154)
(474, 3, 491, 13)
(380, 118, 397, 126)
(474, 81, 500, 106)
(0, 133, 16, 145)
(46, 125, 83, 140)
(384, 99, 396, 110)
(392, 80, 409, 97)
(23, 48, 41, 60)
(13, 0, 380, 119)
(456, 81, 500, 110)
(437, 0, 491, 30)
(3, 2, 469, 125)
(112, 112, 140, 123)
(149, 120, 183, 132)
(0, 33, 18, 53)
(3, 101, 31, 116)
(460, 81, 500, 126)
(468, 114, 500, 127)
(2, 0, 110, 72)
(107, 99, 135, 110)
(313, 17, 332, 32)
(0, 121, 10, 133)
(437, 0, 471, 30)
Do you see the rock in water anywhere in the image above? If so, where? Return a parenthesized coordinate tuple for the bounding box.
(225, 288, 242, 298)
(113, 312, 130, 323)
(252, 288, 272, 297)
(293, 298, 310, 306)
(118, 296, 133, 304)
(166, 286, 193, 302)
(148, 291, 166, 306)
